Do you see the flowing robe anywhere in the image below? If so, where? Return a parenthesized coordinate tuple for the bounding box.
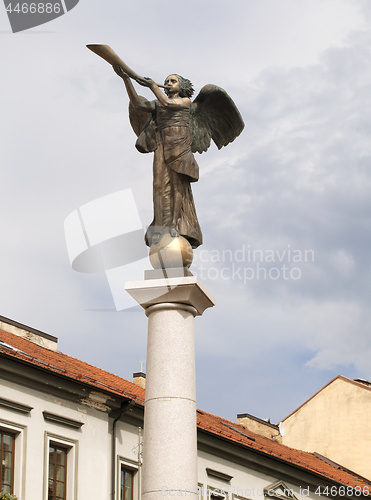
(136, 101, 202, 248)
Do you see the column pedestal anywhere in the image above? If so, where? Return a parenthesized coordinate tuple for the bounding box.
(125, 276, 215, 500)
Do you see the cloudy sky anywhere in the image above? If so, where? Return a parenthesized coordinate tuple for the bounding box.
(1, 0, 371, 424)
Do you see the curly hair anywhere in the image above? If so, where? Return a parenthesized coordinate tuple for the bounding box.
(164, 74, 194, 98)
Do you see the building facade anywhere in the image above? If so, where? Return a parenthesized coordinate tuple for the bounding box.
(280, 376, 371, 480)
(0, 316, 369, 500)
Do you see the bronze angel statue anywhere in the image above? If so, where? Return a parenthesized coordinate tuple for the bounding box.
(87, 45, 244, 250)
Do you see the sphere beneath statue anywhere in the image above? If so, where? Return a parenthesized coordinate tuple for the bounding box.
(149, 234, 193, 269)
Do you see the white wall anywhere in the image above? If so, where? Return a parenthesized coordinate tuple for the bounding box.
(197, 449, 319, 500)
(0, 377, 141, 500)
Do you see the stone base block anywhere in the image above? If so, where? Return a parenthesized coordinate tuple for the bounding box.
(125, 276, 215, 316)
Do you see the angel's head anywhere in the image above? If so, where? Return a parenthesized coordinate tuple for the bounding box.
(164, 74, 194, 98)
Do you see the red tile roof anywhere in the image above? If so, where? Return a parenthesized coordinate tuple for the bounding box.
(196, 408, 371, 488)
(0, 327, 145, 403)
(0, 328, 370, 490)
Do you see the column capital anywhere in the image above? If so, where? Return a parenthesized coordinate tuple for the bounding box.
(125, 276, 215, 316)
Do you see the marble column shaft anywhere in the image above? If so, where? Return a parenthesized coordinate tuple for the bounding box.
(125, 277, 215, 500)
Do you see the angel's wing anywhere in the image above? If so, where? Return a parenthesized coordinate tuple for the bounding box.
(190, 84, 244, 154)
(128, 96, 152, 137)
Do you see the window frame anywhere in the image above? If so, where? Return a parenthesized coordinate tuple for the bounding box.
(207, 485, 229, 500)
(198, 483, 204, 500)
(232, 495, 252, 500)
(0, 429, 15, 494)
(117, 456, 139, 500)
(0, 418, 26, 499)
(48, 442, 68, 500)
(44, 432, 78, 500)
(120, 465, 134, 500)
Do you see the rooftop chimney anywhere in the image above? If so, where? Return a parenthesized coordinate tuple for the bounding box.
(133, 372, 146, 389)
(237, 412, 280, 440)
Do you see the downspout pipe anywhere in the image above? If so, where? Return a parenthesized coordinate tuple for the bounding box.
(111, 400, 134, 500)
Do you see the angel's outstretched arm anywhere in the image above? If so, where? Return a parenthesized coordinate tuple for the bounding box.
(113, 66, 155, 113)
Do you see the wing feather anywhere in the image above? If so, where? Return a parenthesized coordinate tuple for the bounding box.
(190, 84, 244, 154)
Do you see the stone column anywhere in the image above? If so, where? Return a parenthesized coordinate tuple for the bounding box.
(125, 276, 214, 500)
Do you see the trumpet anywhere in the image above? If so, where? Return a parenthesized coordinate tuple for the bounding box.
(86, 44, 169, 89)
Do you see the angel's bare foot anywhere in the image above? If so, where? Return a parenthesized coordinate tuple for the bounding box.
(169, 226, 179, 238)
(152, 232, 162, 245)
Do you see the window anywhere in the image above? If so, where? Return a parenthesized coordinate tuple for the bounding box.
(117, 457, 139, 500)
(207, 485, 228, 500)
(198, 483, 204, 500)
(44, 433, 78, 500)
(121, 467, 134, 500)
(0, 430, 14, 494)
(210, 492, 227, 500)
(48, 443, 67, 500)
(232, 495, 252, 500)
(0, 419, 26, 498)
